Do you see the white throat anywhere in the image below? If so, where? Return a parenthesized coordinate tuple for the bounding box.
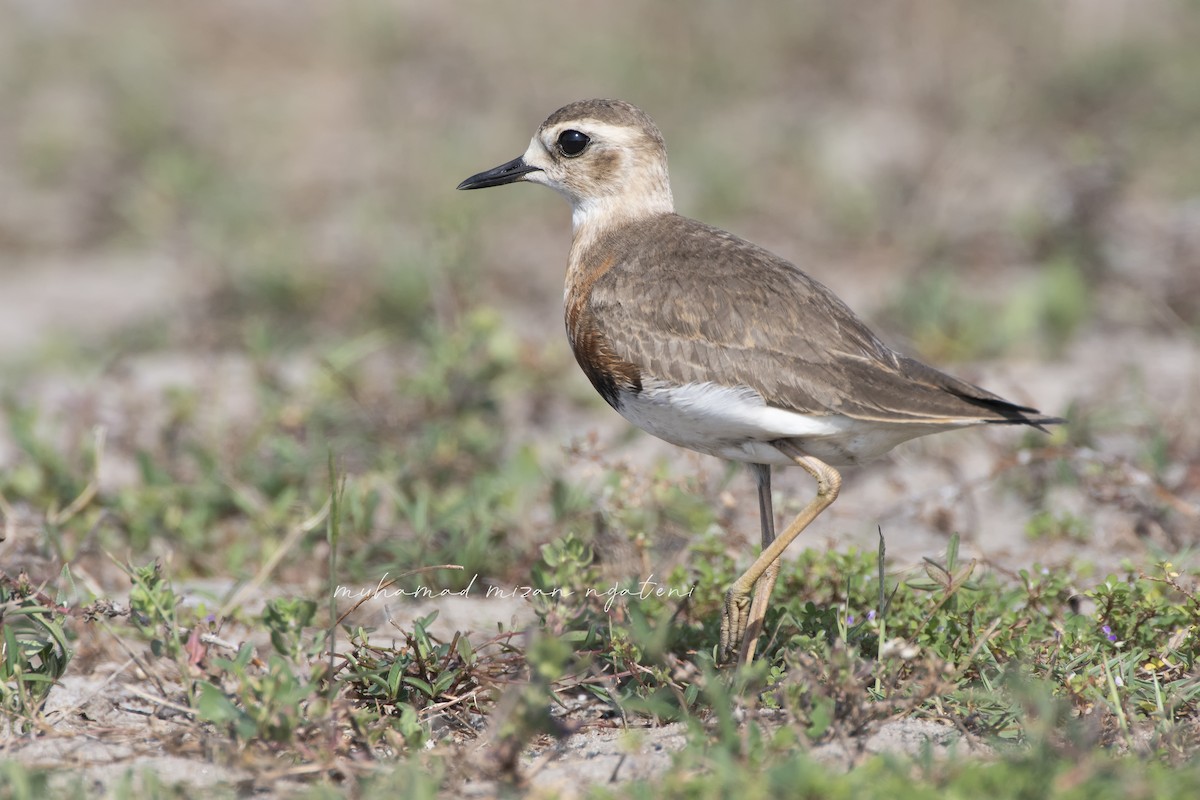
(569, 189, 674, 233)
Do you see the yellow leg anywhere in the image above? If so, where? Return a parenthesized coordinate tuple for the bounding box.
(737, 463, 780, 665)
(738, 556, 781, 665)
(720, 448, 841, 665)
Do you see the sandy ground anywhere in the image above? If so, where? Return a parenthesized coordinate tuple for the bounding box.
(4, 210, 1197, 797)
(2, 2, 1199, 795)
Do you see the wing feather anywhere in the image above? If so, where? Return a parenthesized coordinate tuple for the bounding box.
(582, 214, 1056, 428)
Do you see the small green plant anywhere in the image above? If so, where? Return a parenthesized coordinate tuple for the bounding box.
(124, 560, 185, 661)
(0, 572, 72, 726)
(1026, 509, 1090, 541)
(196, 645, 323, 744)
(0, 761, 56, 800)
(338, 612, 502, 748)
(263, 597, 319, 661)
(0, 400, 92, 510)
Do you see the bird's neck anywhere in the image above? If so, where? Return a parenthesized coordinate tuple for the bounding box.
(571, 193, 673, 230)
(567, 197, 670, 277)
(568, 177, 674, 261)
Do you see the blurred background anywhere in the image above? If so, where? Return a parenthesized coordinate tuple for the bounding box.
(1, 0, 1198, 599)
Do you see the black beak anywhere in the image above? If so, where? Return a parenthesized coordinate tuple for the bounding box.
(457, 156, 541, 190)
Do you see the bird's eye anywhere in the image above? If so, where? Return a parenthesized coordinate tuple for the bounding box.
(556, 129, 590, 157)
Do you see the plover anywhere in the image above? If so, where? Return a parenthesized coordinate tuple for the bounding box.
(458, 99, 1062, 666)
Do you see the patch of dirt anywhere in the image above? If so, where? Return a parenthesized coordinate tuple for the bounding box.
(3, 2, 1200, 796)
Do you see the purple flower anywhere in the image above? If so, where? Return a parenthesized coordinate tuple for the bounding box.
(846, 615, 855, 625)
(867, 610, 877, 622)
(1102, 625, 1117, 642)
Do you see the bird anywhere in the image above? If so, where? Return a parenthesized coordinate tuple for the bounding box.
(457, 99, 1063, 666)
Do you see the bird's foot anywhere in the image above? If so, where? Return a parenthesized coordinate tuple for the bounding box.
(719, 587, 751, 666)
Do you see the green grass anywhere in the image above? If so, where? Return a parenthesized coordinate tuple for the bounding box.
(0, 573, 72, 727)
(882, 255, 1092, 362)
(6, 518, 1198, 795)
(4, 2, 1200, 796)
(609, 743, 1200, 800)
(1, 281, 1197, 793)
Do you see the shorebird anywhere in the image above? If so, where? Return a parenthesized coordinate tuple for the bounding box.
(458, 99, 1062, 666)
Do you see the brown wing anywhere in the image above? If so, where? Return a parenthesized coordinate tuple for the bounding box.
(582, 214, 1057, 428)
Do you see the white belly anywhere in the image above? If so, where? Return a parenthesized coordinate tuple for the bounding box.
(615, 380, 965, 467)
